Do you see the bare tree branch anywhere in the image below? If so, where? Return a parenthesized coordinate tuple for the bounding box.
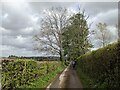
(34, 7, 68, 61)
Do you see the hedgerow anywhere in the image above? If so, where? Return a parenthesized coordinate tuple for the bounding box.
(77, 42, 119, 88)
(1, 59, 63, 89)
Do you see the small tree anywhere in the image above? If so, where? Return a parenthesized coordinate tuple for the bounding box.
(95, 22, 111, 47)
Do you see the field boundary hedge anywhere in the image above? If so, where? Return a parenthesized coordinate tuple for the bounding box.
(2, 59, 63, 89)
(77, 42, 119, 88)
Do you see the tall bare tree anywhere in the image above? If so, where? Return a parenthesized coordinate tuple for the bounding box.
(34, 7, 69, 61)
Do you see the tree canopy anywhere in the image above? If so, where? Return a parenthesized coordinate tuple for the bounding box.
(62, 11, 92, 61)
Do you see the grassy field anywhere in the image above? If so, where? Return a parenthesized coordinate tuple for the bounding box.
(1, 59, 65, 89)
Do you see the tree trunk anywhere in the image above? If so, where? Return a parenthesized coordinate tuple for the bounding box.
(60, 50, 63, 61)
(59, 50, 67, 65)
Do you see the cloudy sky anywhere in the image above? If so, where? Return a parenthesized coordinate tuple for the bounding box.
(0, 1, 119, 57)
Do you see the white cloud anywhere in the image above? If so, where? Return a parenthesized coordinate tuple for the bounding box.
(1, 45, 41, 57)
(2, 35, 34, 50)
(3, 13, 8, 19)
(88, 9, 118, 29)
(0, 2, 118, 57)
(2, 1, 36, 30)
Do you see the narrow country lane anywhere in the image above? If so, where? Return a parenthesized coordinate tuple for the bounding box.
(68, 68, 83, 88)
(46, 65, 83, 89)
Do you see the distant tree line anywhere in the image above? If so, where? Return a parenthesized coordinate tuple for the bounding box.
(8, 55, 60, 61)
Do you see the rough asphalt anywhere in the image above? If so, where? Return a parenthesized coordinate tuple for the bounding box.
(46, 65, 83, 89)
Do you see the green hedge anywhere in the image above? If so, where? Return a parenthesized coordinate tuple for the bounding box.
(77, 42, 119, 88)
(2, 59, 63, 89)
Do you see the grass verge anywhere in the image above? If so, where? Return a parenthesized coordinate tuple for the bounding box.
(18, 65, 65, 89)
